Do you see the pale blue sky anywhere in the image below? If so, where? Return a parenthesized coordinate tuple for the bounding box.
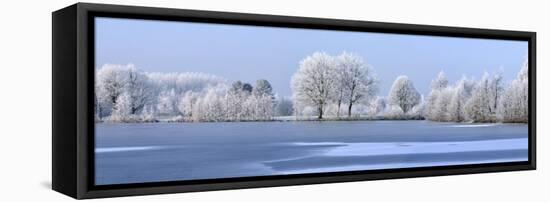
(95, 17, 528, 97)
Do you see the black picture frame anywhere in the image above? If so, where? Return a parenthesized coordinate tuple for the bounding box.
(52, 2, 536, 199)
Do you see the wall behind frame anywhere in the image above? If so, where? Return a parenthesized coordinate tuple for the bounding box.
(0, 0, 547, 201)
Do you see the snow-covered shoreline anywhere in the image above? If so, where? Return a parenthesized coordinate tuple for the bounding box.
(96, 117, 527, 125)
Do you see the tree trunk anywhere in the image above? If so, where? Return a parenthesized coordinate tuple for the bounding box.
(336, 100, 341, 118)
(111, 96, 118, 111)
(97, 102, 102, 120)
(318, 106, 323, 119)
(494, 88, 498, 113)
(348, 102, 353, 117)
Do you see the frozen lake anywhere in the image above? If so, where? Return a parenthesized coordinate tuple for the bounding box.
(95, 121, 528, 185)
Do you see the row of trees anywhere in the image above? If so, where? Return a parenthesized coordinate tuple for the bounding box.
(96, 53, 528, 123)
(291, 52, 425, 120)
(291, 52, 528, 123)
(95, 64, 285, 122)
(291, 52, 378, 119)
(425, 60, 528, 123)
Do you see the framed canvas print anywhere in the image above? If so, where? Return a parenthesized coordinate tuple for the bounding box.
(52, 3, 536, 199)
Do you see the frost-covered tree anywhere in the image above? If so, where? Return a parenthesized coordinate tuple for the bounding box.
(146, 72, 226, 95)
(96, 64, 131, 111)
(140, 105, 156, 122)
(253, 79, 274, 98)
(96, 64, 154, 121)
(177, 91, 200, 119)
(237, 79, 276, 121)
(426, 70, 507, 123)
(425, 90, 441, 121)
(499, 60, 528, 123)
(409, 95, 425, 118)
(156, 89, 178, 116)
(488, 70, 504, 114)
(388, 75, 421, 114)
(255, 95, 275, 120)
(425, 72, 477, 122)
(331, 65, 346, 118)
(448, 88, 464, 122)
(463, 70, 503, 122)
(146, 71, 227, 116)
(125, 66, 153, 114)
(192, 88, 226, 122)
(230, 81, 253, 94)
(433, 87, 453, 121)
(291, 52, 336, 119)
(243, 94, 274, 121)
(226, 81, 250, 121)
(368, 96, 386, 116)
(243, 83, 253, 94)
(230, 81, 244, 92)
(94, 83, 109, 121)
(425, 71, 449, 120)
(465, 72, 493, 122)
(275, 96, 294, 116)
(216, 79, 275, 121)
(94, 90, 102, 121)
(110, 92, 132, 122)
(334, 52, 378, 118)
(431, 71, 449, 90)
(447, 77, 475, 122)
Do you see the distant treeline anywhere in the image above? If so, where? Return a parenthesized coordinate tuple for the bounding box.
(95, 64, 290, 122)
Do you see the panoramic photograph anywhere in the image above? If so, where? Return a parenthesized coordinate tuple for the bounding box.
(94, 17, 529, 185)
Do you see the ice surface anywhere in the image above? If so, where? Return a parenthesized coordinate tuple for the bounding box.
(95, 121, 528, 185)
